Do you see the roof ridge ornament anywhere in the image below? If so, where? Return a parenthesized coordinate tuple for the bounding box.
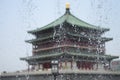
(65, 2, 70, 14)
(66, 2, 70, 9)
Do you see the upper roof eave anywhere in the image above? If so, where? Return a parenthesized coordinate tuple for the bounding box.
(26, 32, 113, 44)
(25, 34, 53, 43)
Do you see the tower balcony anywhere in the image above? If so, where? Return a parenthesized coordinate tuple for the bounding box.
(32, 44, 105, 54)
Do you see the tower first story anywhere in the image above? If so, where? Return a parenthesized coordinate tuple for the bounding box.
(28, 60, 109, 71)
(22, 54, 118, 72)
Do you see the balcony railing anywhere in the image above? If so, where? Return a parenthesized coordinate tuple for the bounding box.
(33, 44, 105, 53)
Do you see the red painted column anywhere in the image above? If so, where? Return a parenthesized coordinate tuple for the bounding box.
(71, 61, 73, 69)
(65, 61, 67, 69)
(59, 62, 63, 69)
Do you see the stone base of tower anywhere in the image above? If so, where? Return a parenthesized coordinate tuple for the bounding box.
(1, 73, 120, 80)
(1, 70, 120, 80)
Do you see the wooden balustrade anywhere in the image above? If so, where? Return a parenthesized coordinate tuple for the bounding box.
(33, 44, 105, 53)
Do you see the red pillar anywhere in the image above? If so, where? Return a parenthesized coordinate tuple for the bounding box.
(71, 61, 73, 69)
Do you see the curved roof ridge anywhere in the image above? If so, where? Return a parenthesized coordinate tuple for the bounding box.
(28, 14, 66, 33)
(28, 11, 109, 34)
(66, 13, 109, 31)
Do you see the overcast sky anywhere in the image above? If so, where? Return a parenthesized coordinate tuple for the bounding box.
(0, 0, 120, 72)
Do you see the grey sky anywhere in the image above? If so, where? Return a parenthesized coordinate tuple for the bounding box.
(0, 0, 120, 72)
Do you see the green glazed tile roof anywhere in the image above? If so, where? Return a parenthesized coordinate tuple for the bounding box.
(20, 53, 63, 60)
(28, 10, 109, 34)
(68, 52, 119, 60)
(20, 52, 119, 61)
(26, 32, 112, 43)
(67, 32, 113, 42)
(25, 34, 53, 43)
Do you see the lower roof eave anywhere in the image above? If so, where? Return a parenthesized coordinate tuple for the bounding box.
(20, 52, 119, 62)
(20, 53, 64, 61)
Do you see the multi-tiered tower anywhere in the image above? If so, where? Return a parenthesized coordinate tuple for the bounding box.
(21, 3, 118, 71)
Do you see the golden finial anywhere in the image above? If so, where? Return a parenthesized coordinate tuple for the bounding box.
(66, 2, 70, 9)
